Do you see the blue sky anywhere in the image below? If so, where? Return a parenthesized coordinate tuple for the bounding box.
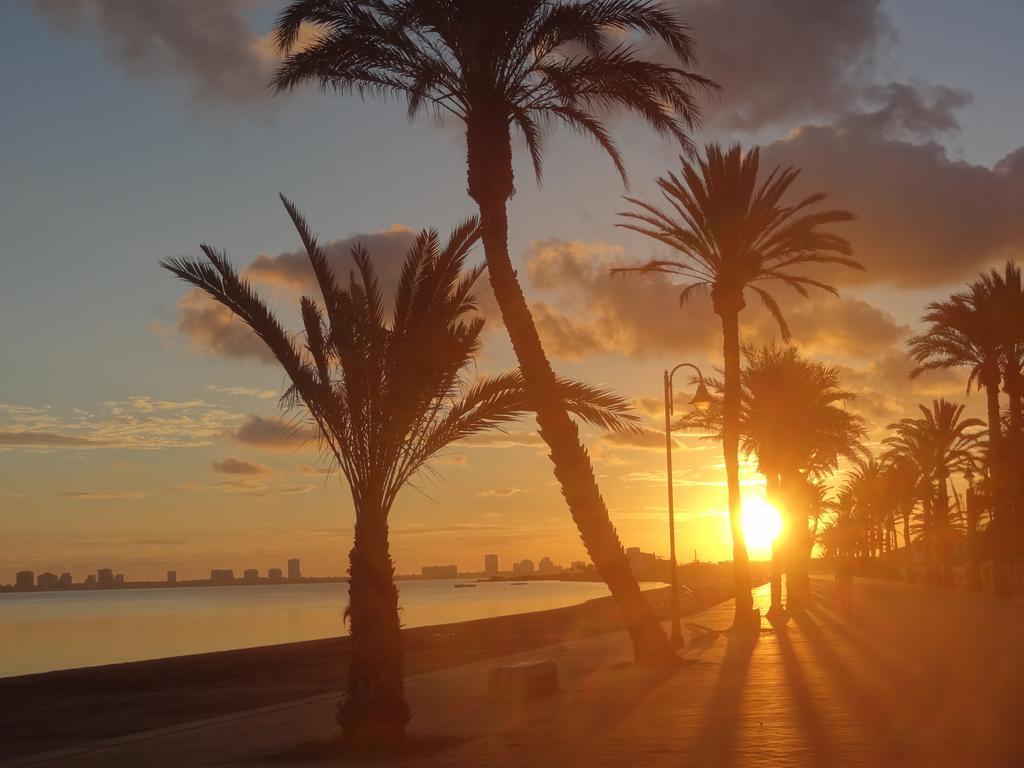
(1, 0, 1022, 581)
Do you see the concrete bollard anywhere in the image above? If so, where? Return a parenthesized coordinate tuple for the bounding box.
(488, 659, 559, 702)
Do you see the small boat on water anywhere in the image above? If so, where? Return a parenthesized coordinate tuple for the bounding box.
(453, 583, 477, 588)
(509, 581, 528, 586)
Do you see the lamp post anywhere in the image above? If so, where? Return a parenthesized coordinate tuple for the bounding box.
(663, 363, 714, 647)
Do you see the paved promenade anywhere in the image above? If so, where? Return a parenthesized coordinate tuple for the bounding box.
(6, 576, 1024, 767)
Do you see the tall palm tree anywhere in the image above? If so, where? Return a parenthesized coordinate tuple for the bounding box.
(271, 0, 714, 664)
(617, 146, 860, 626)
(908, 276, 1008, 530)
(885, 400, 983, 587)
(161, 197, 640, 746)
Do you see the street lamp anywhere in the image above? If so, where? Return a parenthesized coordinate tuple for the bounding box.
(663, 363, 714, 647)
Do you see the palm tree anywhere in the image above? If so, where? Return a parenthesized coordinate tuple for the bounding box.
(616, 146, 860, 626)
(881, 453, 921, 581)
(270, 0, 714, 664)
(885, 400, 983, 587)
(161, 197, 640, 746)
(908, 277, 1008, 527)
(678, 345, 866, 611)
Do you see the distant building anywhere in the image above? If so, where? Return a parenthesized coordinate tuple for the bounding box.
(97, 568, 114, 588)
(570, 561, 588, 571)
(167, 570, 177, 585)
(58, 572, 73, 587)
(243, 568, 259, 582)
(421, 564, 458, 579)
(211, 569, 234, 585)
(15, 571, 34, 590)
(484, 554, 499, 574)
(268, 568, 283, 582)
(538, 556, 561, 575)
(37, 572, 59, 588)
(626, 547, 663, 580)
(517, 559, 535, 575)
(114, 574, 124, 586)
(287, 558, 301, 580)
(83, 574, 96, 587)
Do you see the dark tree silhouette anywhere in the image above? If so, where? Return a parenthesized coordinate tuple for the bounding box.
(908, 265, 1024, 572)
(884, 400, 982, 586)
(270, 0, 715, 663)
(616, 144, 859, 628)
(679, 344, 866, 611)
(161, 197, 640, 747)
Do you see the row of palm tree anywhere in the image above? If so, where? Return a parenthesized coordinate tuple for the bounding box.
(614, 145, 861, 624)
(818, 263, 1024, 591)
(820, 400, 985, 586)
(160, 0, 923, 749)
(908, 262, 1024, 581)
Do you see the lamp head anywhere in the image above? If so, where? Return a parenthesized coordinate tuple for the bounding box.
(689, 381, 714, 412)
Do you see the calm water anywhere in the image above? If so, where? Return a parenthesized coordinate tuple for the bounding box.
(1, 579, 663, 678)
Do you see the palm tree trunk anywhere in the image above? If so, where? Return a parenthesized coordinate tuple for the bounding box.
(338, 501, 408, 746)
(1003, 359, 1024, 543)
(718, 308, 755, 627)
(922, 490, 935, 585)
(783, 471, 812, 609)
(766, 471, 783, 615)
(902, 507, 914, 582)
(983, 374, 1011, 594)
(465, 117, 675, 664)
(935, 473, 953, 587)
(966, 484, 982, 591)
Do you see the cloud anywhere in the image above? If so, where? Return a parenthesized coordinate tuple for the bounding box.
(297, 464, 334, 476)
(59, 490, 147, 500)
(601, 428, 677, 451)
(215, 479, 313, 497)
(171, 289, 277, 364)
(390, 522, 510, 537)
(169, 221, 499, 363)
(231, 414, 319, 451)
(0, 432, 114, 448)
(658, 0, 893, 128)
(632, 397, 665, 420)
(762, 84, 1024, 288)
(838, 350, 967, 424)
(461, 430, 545, 449)
(211, 457, 271, 476)
(176, 477, 314, 497)
(0, 399, 243, 451)
(746, 296, 909, 358)
(28, 0, 275, 105)
(207, 385, 278, 400)
(526, 239, 721, 360)
(245, 224, 419, 293)
(477, 487, 528, 498)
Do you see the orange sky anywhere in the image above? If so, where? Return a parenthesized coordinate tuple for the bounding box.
(2, 0, 1021, 583)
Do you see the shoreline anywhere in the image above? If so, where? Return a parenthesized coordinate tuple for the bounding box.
(0, 572, 616, 594)
(0, 584, 730, 759)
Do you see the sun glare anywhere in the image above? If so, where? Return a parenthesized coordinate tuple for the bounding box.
(741, 495, 783, 555)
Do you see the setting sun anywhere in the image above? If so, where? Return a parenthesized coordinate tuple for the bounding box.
(741, 496, 783, 555)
